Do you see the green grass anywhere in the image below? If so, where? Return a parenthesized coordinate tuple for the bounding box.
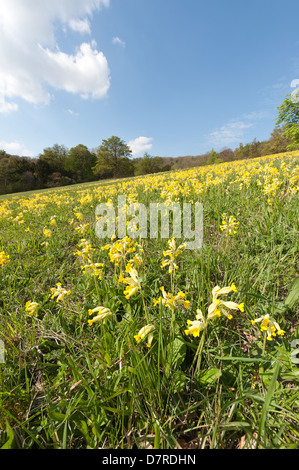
(0, 151, 298, 449)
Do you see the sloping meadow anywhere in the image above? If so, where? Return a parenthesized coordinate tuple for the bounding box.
(0, 150, 298, 449)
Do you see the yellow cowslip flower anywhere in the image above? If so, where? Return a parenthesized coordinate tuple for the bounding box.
(74, 211, 83, 221)
(43, 227, 52, 238)
(185, 309, 206, 337)
(184, 284, 243, 339)
(220, 214, 240, 236)
(25, 301, 40, 317)
(251, 314, 285, 341)
(154, 287, 190, 310)
(88, 306, 113, 325)
(161, 238, 186, 273)
(73, 239, 95, 261)
(50, 283, 71, 302)
(125, 253, 143, 273)
(0, 251, 10, 268)
(13, 212, 24, 224)
(207, 284, 243, 320)
(75, 223, 90, 234)
(81, 262, 104, 279)
(102, 236, 135, 266)
(119, 267, 141, 299)
(134, 324, 155, 347)
(50, 217, 57, 227)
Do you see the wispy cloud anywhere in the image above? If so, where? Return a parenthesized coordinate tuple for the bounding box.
(0, 140, 33, 156)
(67, 109, 79, 116)
(112, 36, 126, 47)
(207, 120, 253, 148)
(0, 98, 18, 114)
(0, 0, 111, 113)
(128, 136, 153, 156)
(69, 18, 91, 35)
(207, 110, 269, 149)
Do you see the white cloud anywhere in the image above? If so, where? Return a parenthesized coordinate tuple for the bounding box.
(0, 140, 33, 157)
(69, 18, 91, 35)
(207, 110, 268, 148)
(43, 42, 110, 99)
(112, 36, 126, 47)
(67, 109, 79, 116)
(128, 136, 153, 156)
(207, 120, 253, 148)
(0, 0, 110, 113)
(0, 99, 18, 114)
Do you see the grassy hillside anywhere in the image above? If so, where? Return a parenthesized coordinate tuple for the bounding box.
(0, 150, 298, 449)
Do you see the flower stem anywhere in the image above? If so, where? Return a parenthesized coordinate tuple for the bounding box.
(190, 328, 206, 377)
(141, 292, 149, 324)
(262, 331, 267, 359)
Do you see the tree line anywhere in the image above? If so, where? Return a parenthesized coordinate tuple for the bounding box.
(0, 138, 172, 195)
(0, 93, 298, 195)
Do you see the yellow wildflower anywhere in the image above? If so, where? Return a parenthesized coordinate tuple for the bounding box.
(119, 267, 141, 299)
(134, 324, 155, 347)
(88, 306, 113, 325)
(81, 262, 104, 279)
(185, 309, 206, 337)
(155, 286, 190, 310)
(161, 237, 186, 273)
(0, 251, 10, 268)
(184, 284, 243, 339)
(50, 283, 71, 302)
(251, 314, 285, 341)
(220, 214, 240, 236)
(43, 227, 52, 238)
(207, 284, 244, 320)
(25, 301, 40, 317)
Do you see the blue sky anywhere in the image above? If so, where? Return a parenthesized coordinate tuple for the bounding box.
(0, 0, 299, 158)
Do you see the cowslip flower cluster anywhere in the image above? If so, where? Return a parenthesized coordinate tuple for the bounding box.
(207, 284, 244, 320)
(185, 283, 244, 337)
(49, 217, 57, 227)
(161, 238, 186, 273)
(220, 214, 240, 236)
(154, 286, 190, 310)
(74, 239, 104, 280)
(43, 227, 52, 238)
(81, 262, 104, 280)
(74, 210, 83, 221)
(0, 251, 10, 268)
(50, 283, 71, 302)
(134, 324, 155, 348)
(102, 236, 137, 267)
(75, 223, 90, 234)
(119, 267, 141, 299)
(125, 253, 143, 273)
(88, 306, 113, 326)
(185, 309, 206, 337)
(25, 301, 40, 317)
(74, 239, 95, 261)
(251, 314, 285, 341)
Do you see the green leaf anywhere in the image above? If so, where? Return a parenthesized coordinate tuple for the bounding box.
(48, 410, 66, 423)
(285, 277, 299, 309)
(198, 367, 221, 386)
(215, 355, 264, 363)
(1, 423, 16, 449)
(165, 336, 186, 374)
(257, 361, 281, 447)
(172, 369, 187, 392)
